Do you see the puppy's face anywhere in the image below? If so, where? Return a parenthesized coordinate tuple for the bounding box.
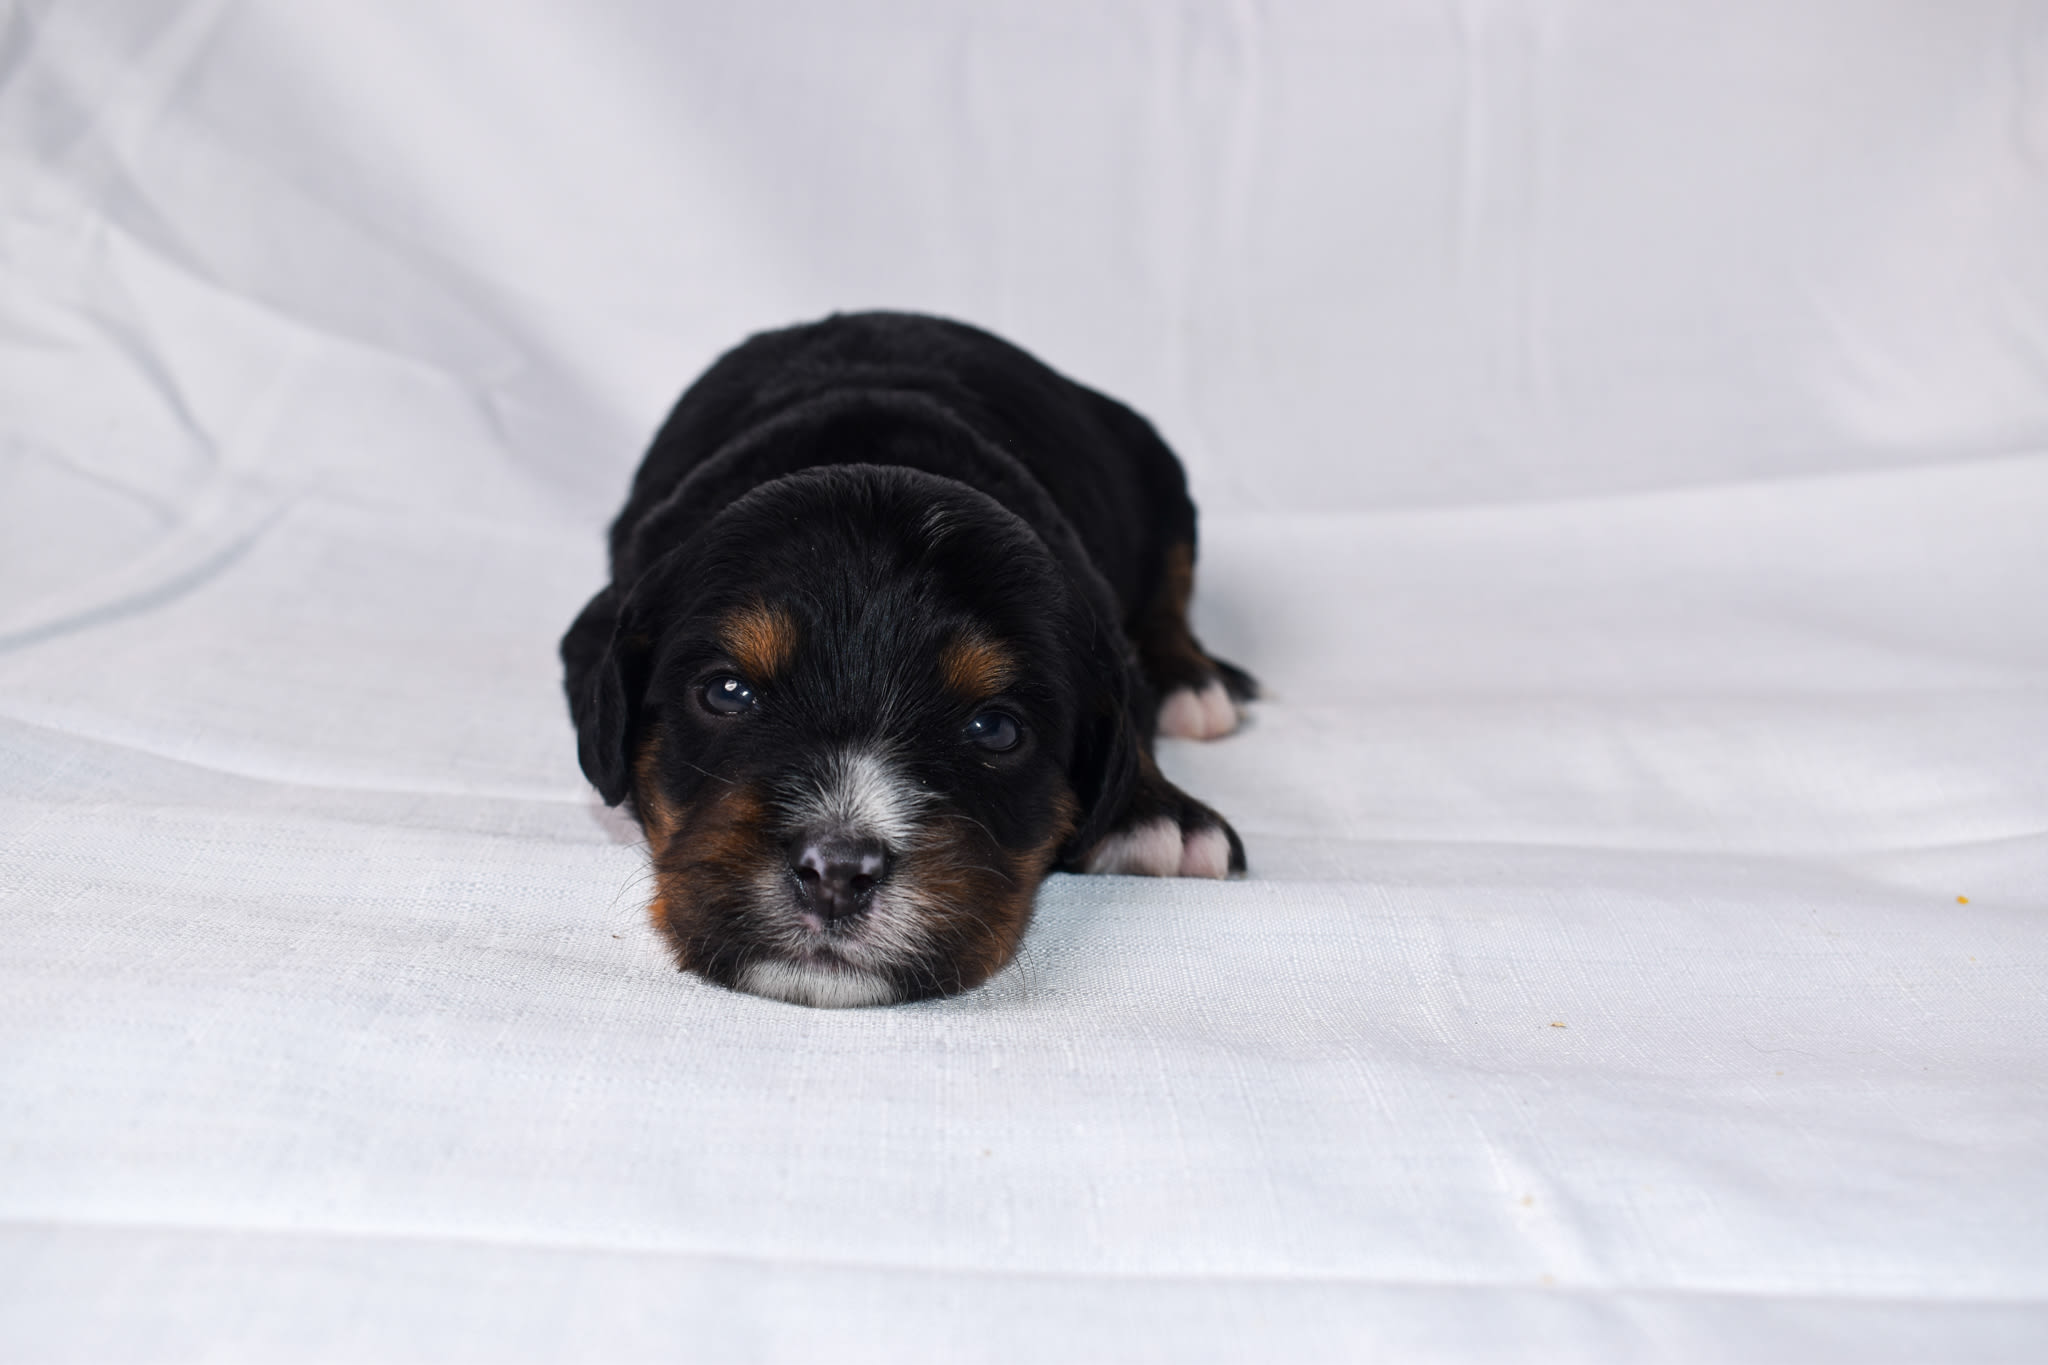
(608, 470, 1119, 1006)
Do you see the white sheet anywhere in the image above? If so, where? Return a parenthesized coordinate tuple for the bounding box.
(3, 4, 2046, 1360)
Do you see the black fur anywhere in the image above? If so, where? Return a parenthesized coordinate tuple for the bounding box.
(563, 312, 1251, 1005)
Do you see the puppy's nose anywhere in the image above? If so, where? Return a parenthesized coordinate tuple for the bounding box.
(790, 835, 891, 921)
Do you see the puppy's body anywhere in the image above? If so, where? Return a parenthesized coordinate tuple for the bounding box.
(563, 313, 1252, 1006)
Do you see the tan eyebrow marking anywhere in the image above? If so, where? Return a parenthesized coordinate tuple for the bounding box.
(718, 602, 798, 679)
(938, 632, 1018, 699)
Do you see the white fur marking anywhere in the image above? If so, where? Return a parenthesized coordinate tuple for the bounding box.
(1158, 680, 1239, 740)
(1178, 824, 1231, 879)
(751, 863, 930, 974)
(1084, 817, 1184, 876)
(1197, 680, 1238, 736)
(786, 748, 931, 848)
(741, 959, 898, 1008)
(1158, 687, 1208, 739)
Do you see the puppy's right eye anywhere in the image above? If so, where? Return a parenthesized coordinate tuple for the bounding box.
(964, 710, 1022, 752)
(700, 675, 757, 715)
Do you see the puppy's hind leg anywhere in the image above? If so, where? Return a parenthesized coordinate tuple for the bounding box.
(1135, 543, 1257, 741)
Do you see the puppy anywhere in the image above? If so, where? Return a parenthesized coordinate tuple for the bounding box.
(561, 313, 1254, 1006)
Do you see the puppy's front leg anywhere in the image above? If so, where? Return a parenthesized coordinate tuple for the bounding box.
(1078, 755, 1243, 879)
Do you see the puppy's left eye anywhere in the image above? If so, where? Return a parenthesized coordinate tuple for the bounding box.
(964, 710, 1021, 752)
(701, 675, 757, 715)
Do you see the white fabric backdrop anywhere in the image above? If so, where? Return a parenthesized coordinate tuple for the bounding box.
(2, 3, 2045, 1360)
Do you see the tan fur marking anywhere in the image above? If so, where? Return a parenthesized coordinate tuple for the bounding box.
(634, 728, 679, 856)
(944, 785, 1078, 990)
(1160, 542, 1195, 615)
(1023, 787, 1080, 884)
(1132, 542, 1209, 683)
(633, 729, 683, 938)
(653, 782, 772, 973)
(938, 632, 1017, 699)
(719, 602, 798, 679)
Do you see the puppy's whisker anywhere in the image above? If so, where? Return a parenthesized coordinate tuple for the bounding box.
(921, 858, 1016, 887)
(930, 809, 1000, 841)
(603, 866, 661, 923)
(676, 758, 736, 787)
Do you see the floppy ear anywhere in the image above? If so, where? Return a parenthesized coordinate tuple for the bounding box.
(1060, 631, 1148, 865)
(559, 585, 644, 807)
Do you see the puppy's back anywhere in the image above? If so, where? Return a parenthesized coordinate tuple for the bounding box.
(610, 313, 1195, 620)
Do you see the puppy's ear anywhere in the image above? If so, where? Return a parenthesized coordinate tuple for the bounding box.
(1061, 636, 1148, 863)
(560, 585, 644, 807)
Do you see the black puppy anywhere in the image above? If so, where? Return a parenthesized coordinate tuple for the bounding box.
(562, 313, 1253, 1007)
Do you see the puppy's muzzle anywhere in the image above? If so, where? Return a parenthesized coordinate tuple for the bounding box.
(790, 831, 891, 923)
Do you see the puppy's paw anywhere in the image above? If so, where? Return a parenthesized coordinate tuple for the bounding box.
(1157, 678, 1241, 740)
(1081, 789, 1244, 879)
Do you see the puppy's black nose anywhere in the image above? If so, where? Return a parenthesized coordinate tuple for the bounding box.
(791, 836, 891, 921)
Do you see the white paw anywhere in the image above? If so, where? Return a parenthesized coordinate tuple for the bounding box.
(1084, 818, 1232, 879)
(1158, 679, 1239, 740)
(1177, 823, 1232, 878)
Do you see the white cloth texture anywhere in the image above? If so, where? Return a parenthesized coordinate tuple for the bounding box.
(2, 3, 2046, 1360)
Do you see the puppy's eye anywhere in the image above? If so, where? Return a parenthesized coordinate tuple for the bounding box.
(700, 675, 757, 715)
(964, 710, 1021, 753)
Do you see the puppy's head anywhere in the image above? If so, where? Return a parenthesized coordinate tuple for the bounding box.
(566, 466, 1138, 1006)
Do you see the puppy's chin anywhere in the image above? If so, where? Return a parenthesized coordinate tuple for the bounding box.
(738, 958, 900, 1009)
(726, 864, 939, 1008)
